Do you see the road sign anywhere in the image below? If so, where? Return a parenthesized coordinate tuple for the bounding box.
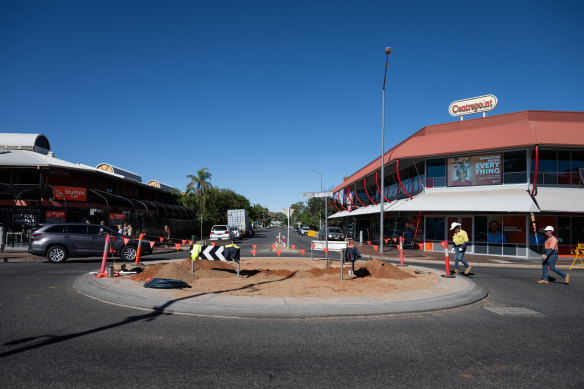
(301, 192, 333, 198)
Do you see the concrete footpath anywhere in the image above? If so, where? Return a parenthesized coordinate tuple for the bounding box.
(74, 262, 488, 319)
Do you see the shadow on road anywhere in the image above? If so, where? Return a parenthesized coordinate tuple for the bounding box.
(0, 272, 296, 358)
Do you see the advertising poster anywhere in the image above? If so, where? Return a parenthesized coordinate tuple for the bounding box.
(53, 186, 87, 201)
(448, 154, 502, 187)
(45, 211, 66, 223)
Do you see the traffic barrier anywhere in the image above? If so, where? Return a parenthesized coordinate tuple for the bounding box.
(191, 244, 241, 277)
(135, 233, 146, 264)
(100, 234, 110, 274)
(439, 240, 454, 278)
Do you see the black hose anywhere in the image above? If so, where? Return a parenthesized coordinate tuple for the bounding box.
(143, 278, 191, 289)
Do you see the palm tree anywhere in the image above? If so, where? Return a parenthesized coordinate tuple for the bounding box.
(186, 168, 212, 196)
(186, 168, 212, 241)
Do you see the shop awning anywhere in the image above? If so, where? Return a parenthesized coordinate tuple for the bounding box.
(390, 188, 540, 213)
(533, 187, 584, 213)
(328, 201, 403, 218)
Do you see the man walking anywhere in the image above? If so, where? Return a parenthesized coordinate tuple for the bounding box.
(450, 222, 472, 275)
(538, 226, 570, 285)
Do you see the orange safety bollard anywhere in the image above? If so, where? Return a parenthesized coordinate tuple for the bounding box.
(440, 240, 454, 278)
(135, 233, 146, 264)
(399, 236, 404, 266)
(100, 234, 110, 274)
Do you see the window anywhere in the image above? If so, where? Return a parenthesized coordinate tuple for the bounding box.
(67, 225, 87, 234)
(503, 150, 527, 184)
(46, 225, 66, 233)
(425, 217, 444, 241)
(426, 159, 445, 188)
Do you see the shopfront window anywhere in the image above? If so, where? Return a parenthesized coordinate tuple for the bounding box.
(425, 217, 445, 241)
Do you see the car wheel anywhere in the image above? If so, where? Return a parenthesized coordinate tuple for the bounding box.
(46, 246, 68, 263)
(120, 245, 137, 262)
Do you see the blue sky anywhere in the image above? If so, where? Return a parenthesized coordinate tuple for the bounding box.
(1, 0, 583, 212)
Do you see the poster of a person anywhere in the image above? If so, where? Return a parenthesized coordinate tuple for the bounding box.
(451, 158, 472, 186)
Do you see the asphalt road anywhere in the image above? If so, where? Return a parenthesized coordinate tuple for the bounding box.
(1, 235, 583, 387)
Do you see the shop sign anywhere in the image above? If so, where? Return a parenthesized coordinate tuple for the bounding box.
(109, 213, 125, 225)
(46, 211, 66, 223)
(448, 94, 498, 116)
(53, 186, 87, 201)
(448, 154, 502, 187)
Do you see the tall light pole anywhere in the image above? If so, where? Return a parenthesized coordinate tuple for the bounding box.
(380, 47, 391, 253)
(311, 169, 323, 230)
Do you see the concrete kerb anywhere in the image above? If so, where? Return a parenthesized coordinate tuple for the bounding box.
(74, 264, 488, 319)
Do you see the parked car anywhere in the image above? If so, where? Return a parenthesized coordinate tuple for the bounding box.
(28, 223, 152, 263)
(210, 225, 233, 241)
(294, 226, 300, 233)
(230, 226, 241, 239)
(300, 226, 310, 236)
(318, 226, 345, 241)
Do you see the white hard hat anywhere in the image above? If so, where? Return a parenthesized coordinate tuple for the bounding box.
(450, 222, 461, 230)
(544, 226, 554, 232)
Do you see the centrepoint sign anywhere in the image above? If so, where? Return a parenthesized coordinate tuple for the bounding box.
(449, 94, 498, 117)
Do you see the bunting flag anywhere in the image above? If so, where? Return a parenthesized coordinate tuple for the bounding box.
(312, 244, 315, 249)
(252, 244, 257, 249)
(109, 247, 115, 253)
(392, 238, 397, 243)
(300, 249, 305, 256)
(251, 250, 256, 256)
(188, 240, 192, 245)
(291, 245, 296, 250)
(366, 241, 371, 245)
(418, 243, 423, 250)
(123, 238, 130, 246)
(324, 248, 329, 254)
(159, 237, 164, 242)
(439, 240, 448, 249)
(276, 249, 281, 257)
(272, 244, 276, 249)
(182, 240, 186, 245)
(373, 245, 378, 251)
(149, 241, 155, 249)
(384, 239, 388, 244)
(175, 243, 181, 251)
(211, 242, 216, 246)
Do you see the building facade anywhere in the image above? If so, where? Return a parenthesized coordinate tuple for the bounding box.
(0, 133, 195, 248)
(330, 111, 584, 258)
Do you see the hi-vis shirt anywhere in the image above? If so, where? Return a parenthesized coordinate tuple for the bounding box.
(453, 230, 469, 246)
(191, 244, 202, 261)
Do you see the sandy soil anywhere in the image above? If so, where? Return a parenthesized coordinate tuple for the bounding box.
(129, 257, 438, 298)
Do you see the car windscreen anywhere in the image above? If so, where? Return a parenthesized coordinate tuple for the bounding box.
(212, 225, 228, 231)
(329, 228, 342, 233)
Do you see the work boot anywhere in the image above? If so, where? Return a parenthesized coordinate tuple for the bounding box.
(537, 280, 549, 284)
(453, 269, 459, 274)
(565, 274, 570, 285)
(464, 265, 472, 275)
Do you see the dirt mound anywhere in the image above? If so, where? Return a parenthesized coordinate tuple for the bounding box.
(129, 257, 435, 298)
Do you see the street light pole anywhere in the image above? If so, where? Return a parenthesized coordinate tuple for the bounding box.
(311, 169, 323, 231)
(380, 47, 391, 253)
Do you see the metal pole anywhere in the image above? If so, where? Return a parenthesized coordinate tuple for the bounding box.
(200, 213, 203, 242)
(340, 248, 344, 280)
(380, 47, 391, 253)
(325, 194, 329, 268)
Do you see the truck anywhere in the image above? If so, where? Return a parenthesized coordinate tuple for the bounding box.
(227, 209, 250, 237)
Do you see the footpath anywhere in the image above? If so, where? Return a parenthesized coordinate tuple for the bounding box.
(3, 245, 578, 319)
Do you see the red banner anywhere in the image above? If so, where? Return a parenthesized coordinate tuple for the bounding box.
(53, 186, 87, 201)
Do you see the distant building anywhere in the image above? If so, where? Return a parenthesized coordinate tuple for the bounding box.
(330, 111, 584, 258)
(0, 133, 194, 248)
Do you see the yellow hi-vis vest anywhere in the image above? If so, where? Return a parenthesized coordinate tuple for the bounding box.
(191, 244, 203, 261)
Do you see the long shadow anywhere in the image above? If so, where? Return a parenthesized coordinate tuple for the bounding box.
(0, 272, 296, 358)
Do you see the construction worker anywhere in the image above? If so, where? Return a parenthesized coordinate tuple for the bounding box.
(539, 226, 570, 285)
(450, 222, 472, 275)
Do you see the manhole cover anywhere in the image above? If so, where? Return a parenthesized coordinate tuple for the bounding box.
(484, 306, 543, 316)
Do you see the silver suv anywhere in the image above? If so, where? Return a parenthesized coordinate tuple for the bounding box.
(28, 223, 152, 263)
